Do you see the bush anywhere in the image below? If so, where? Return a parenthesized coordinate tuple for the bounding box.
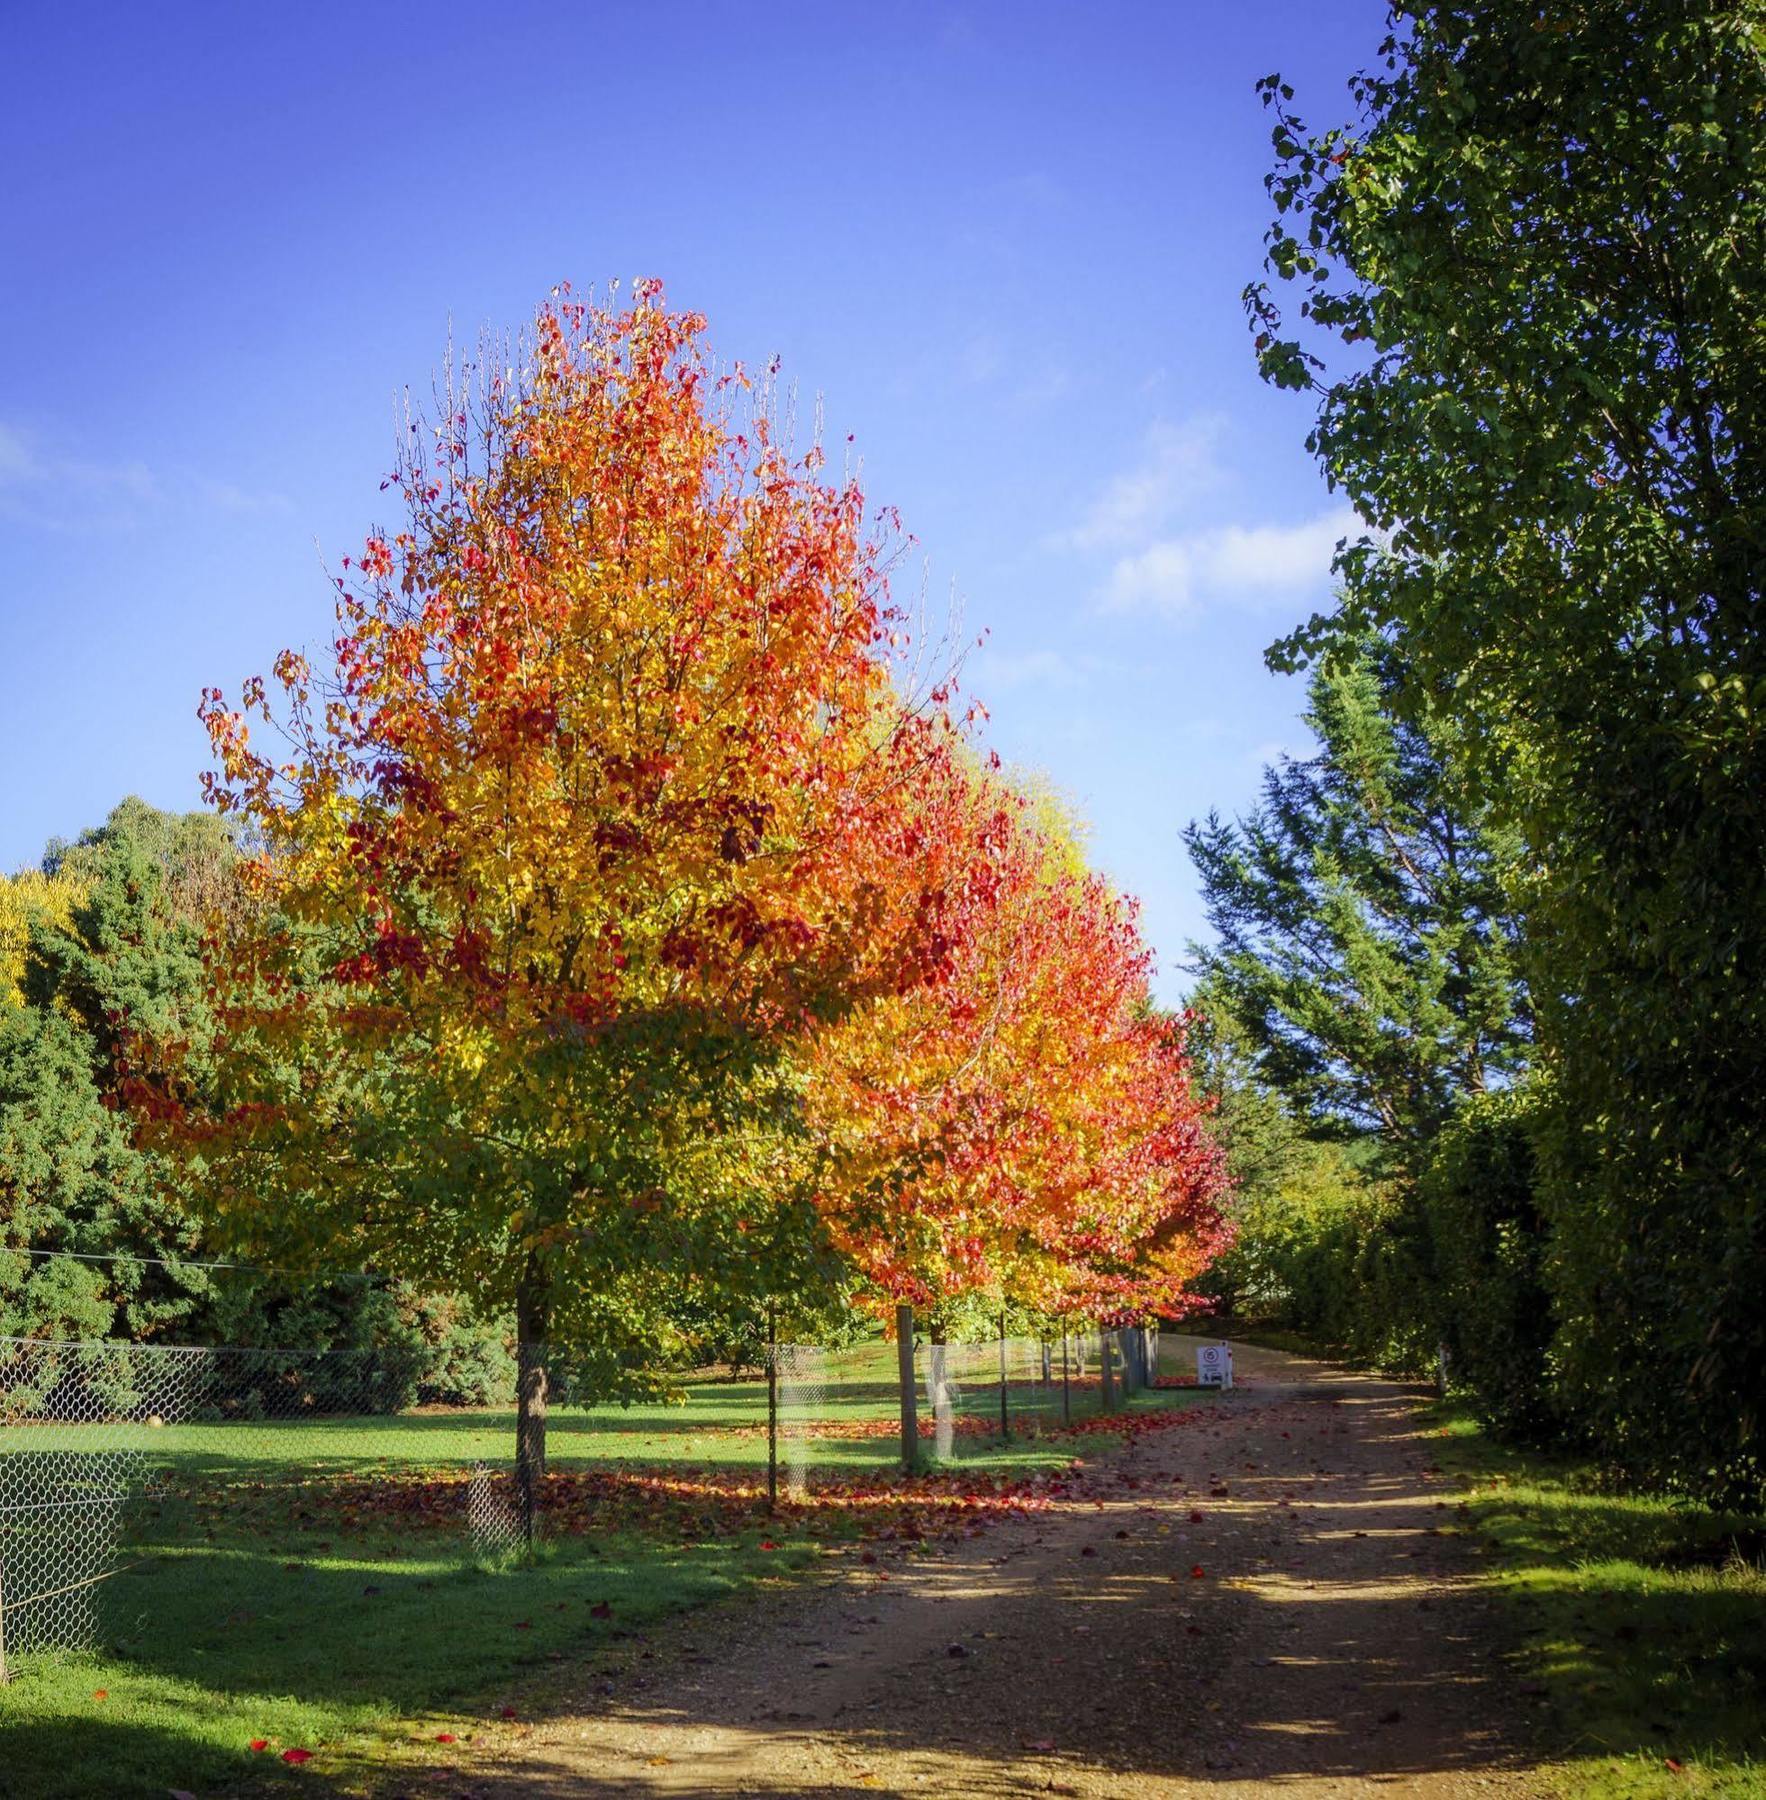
(1217, 1139, 1436, 1373)
(1419, 1089, 1559, 1442)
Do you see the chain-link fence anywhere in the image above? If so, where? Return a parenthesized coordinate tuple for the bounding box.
(0, 1324, 1179, 1678)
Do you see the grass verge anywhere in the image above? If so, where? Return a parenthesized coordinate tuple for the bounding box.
(1427, 1402, 1766, 1799)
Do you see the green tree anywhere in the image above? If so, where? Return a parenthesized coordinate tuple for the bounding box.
(1185, 634, 1528, 1155)
(2, 800, 522, 1400)
(1, 801, 230, 1339)
(1249, 2, 1766, 1501)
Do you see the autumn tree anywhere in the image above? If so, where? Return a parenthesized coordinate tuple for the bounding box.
(161, 287, 960, 1475)
(808, 755, 1228, 1349)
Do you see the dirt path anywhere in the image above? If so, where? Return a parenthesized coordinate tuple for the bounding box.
(442, 1340, 1543, 1798)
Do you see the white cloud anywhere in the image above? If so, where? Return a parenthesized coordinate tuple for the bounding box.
(1098, 506, 1359, 619)
(0, 424, 36, 483)
(0, 420, 289, 527)
(974, 647, 1078, 691)
(1058, 416, 1227, 552)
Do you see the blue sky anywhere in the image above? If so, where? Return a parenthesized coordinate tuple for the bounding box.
(0, 1, 1382, 1000)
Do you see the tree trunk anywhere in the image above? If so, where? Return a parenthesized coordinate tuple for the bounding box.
(515, 1255, 551, 1542)
(766, 1306, 779, 1509)
(896, 1303, 919, 1474)
(998, 1310, 1010, 1441)
(1099, 1326, 1116, 1412)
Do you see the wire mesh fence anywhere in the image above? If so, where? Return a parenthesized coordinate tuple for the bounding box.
(0, 1323, 1181, 1677)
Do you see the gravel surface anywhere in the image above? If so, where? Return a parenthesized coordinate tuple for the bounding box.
(413, 1339, 1548, 1799)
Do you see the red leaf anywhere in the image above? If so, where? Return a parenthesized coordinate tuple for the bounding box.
(1190, 1564, 1207, 1579)
(589, 1600, 612, 1619)
(281, 1747, 313, 1764)
(436, 1733, 457, 1744)
(249, 1739, 270, 1752)
(1665, 1760, 1686, 1774)
(92, 1689, 108, 1701)
(500, 1705, 519, 1719)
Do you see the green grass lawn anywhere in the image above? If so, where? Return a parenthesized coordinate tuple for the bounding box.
(0, 1342, 1194, 1799)
(1429, 1403, 1766, 1799)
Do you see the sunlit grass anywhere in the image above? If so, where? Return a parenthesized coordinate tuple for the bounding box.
(0, 1347, 1197, 1798)
(1428, 1404, 1766, 1798)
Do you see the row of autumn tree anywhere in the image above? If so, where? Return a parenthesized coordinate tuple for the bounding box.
(3, 290, 1230, 1450)
(1190, 0, 1765, 1510)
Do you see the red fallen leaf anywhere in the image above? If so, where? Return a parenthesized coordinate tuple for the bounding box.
(512, 1620, 532, 1630)
(859, 1550, 876, 1564)
(249, 1738, 270, 1752)
(1189, 1510, 1205, 1522)
(92, 1689, 108, 1700)
(436, 1733, 457, 1743)
(589, 1600, 612, 1619)
(1190, 1564, 1207, 1579)
(758, 1539, 778, 1551)
(1080, 1545, 1097, 1557)
(281, 1747, 313, 1764)
(1665, 1759, 1685, 1774)
(500, 1705, 518, 1719)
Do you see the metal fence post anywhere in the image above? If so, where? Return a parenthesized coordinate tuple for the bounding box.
(1061, 1331, 1071, 1425)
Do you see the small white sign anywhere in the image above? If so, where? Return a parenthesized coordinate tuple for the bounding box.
(1196, 1343, 1233, 1389)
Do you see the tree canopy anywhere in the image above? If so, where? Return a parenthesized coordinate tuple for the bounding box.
(1246, 0, 1766, 1500)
